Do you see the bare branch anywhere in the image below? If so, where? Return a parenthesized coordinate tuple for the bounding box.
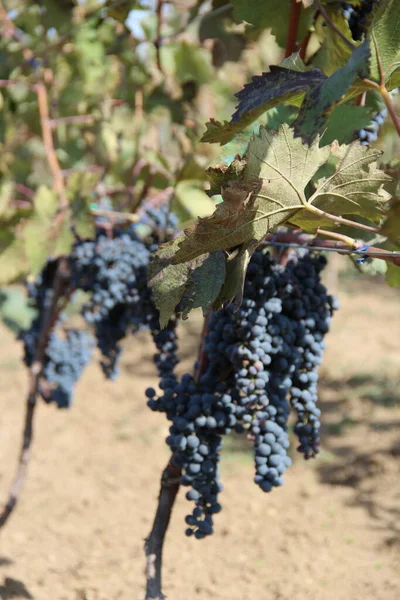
(0, 259, 73, 529)
(144, 459, 181, 600)
(35, 82, 69, 211)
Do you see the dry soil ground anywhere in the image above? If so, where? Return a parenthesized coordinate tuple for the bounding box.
(0, 275, 399, 600)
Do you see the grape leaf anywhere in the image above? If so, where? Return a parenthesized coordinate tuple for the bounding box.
(148, 241, 226, 327)
(0, 233, 27, 285)
(201, 118, 251, 146)
(201, 59, 325, 145)
(231, 66, 324, 124)
(173, 125, 330, 264)
(293, 40, 371, 144)
(292, 143, 392, 231)
(368, 0, 400, 90)
(33, 185, 58, 219)
(0, 182, 17, 223)
(313, 7, 356, 75)
(148, 239, 192, 328)
(212, 240, 259, 311)
(231, 0, 315, 48)
(381, 198, 400, 245)
(181, 251, 226, 318)
(386, 261, 400, 287)
(174, 180, 216, 220)
(320, 104, 375, 146)
(206, 157, 247, 196)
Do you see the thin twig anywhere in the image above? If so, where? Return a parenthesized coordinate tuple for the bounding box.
(154, 0, 166, 74)
(14, 183, 35, 200)
(0, 79, 36, 92)
(35, 82, 69, 211)
(47, 114, 96, 127)
(369, 34, 400, 137)
(0, 259, 73, 528)
(316, 228, 356, 247)
(317, 1, 355, 50)
(285, 0, 302, 58)
(304, 202, 380, 234)
(379, 86, 400, 138)
(299, 29, 312, 61)
(90, 207, 140, 223)
(262, 231, 400, 266)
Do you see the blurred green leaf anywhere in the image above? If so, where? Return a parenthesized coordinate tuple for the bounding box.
(368, 0, 400, 90)
(231, 0, 314, 48)
(386, 262, 400, 287)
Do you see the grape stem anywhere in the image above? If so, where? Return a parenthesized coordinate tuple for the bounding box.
(363, 39, 400, 138)
(144, 313, 211, 599)
(262, 231, 400, 266)
(0, 259, 73, 529)
(285, 0, 302, 58)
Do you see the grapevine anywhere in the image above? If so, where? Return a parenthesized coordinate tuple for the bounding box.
(0, 1, 399, 599)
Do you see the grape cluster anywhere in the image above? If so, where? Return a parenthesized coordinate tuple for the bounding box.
(20, 204, 179, 401)
(357, 107, 388, 145)
(147, 251, 338, 538)
(342, 0, 378, 40)
(20, 268, 94, 408)
(70, 231, 155, 378)
(42, 329, 94, 408)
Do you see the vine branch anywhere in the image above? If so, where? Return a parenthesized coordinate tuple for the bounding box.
(144, 458, 181, 600)
(35, 82, 69, 211)
(144, 313, 211, 599)
(262, 231, 400, 266)
(0, 259, 73, 528)
(285, 0, 302, 58)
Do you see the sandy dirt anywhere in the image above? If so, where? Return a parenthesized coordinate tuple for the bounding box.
(0, 275, 399, 600)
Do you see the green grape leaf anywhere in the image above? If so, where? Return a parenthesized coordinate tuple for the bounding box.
(181, 251, 226, 318)
(148, 239, 192, 328)
(231, 0, 315, 48)
(313, 7, 356, 75)
(321, 104, 375, 146)
(293, 40, 371, 143)
(0, 287, 35, 333)
(381, 198, 400, 245)
(212, 240, 259, 311)
(23, 216, 54, 276)
(148, 241, 226, 326)
(173, 125, 330, 264)
(174, 181, 216, 220)
(0, 182, 16, 223)
(0, 233, 27, 285)
(201, 118, 248, 146)
(368, 0, 400, 90)
(292, 143, 392, 231)
(386, 262, 400, 287)
(33, 185, 58, 219)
